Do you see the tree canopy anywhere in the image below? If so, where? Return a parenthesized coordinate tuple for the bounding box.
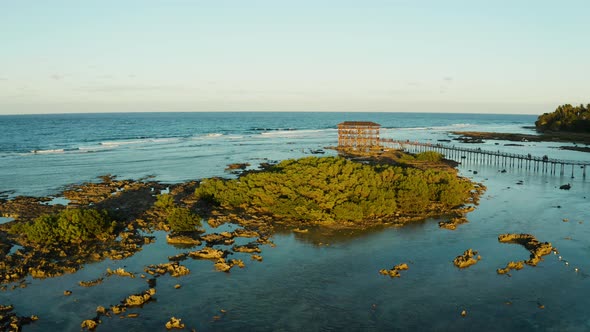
(535, 104, 590, 132)
(10, 208, 115, 244)
(195, 156, 478, 226)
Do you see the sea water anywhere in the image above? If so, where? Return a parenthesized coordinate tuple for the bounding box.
(1, 112, 589, 331)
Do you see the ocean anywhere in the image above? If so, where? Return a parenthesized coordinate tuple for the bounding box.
(1, 112, 589, 331)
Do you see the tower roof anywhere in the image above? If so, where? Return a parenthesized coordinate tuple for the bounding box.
(337, 121, 381, 127)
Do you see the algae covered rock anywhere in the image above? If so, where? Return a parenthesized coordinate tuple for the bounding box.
(496, 261, 524, 274)
(123, 288, 156, 307)
(145, 262, 189, 277)
(165, 316, 185, 329)
(81, 319, 98, 330)
(379, 263, 409, 278)
(188, 247, 225, 260)
(453, 249, 480, 269)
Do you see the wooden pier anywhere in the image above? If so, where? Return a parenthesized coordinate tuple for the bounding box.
(380, 139, 589, 179)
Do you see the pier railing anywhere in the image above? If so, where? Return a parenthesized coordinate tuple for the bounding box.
(379, 139, 589, 179)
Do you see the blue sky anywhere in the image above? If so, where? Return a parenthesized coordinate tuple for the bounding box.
(1, 0, 588, 114)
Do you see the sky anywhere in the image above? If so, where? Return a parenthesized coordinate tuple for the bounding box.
(1, 0, 588, 115)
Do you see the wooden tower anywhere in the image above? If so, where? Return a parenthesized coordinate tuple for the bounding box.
(337, 121, 381, 148)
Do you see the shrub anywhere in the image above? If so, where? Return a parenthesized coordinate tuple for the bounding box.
(154, 194, 175, 211)
(11, 208, 115, 244)
(416, 151, 443, 162)
(167, 207, 201, 233)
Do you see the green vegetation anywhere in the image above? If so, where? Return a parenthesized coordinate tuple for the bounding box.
(195, 156, 477, 225)
(415, 151, 444, 162)
(10, 208, 115, 244)
(167, 207, 201, 232)
(154, 193, 175, 211)
(535, 104, 590, 132)
(153, 194, 201, 232)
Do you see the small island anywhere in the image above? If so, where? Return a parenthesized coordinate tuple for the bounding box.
(451, 103, 590, 151)
(535, 104, 590, 133)
(0, 149, 483, 288)
(197, 152, 483, 230)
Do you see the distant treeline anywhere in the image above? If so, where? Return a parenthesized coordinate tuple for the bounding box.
(535, 104, 590, 132)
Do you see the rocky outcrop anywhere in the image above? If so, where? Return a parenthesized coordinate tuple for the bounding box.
(232, 228, 260, 238)
(124, 288, 156, 307)
(168, 253, 188, 262)
(379, 263, 409, 278)
(453, 249, 480, 268)
(81, 319, 98, 330)
(497, 234, 554, 274)
(201, 232, 234, 245)
(0, 305, 38, 331)
(0, 196, 60, 222)
(188, 247, 225, 260)
(232, 243, 261, 253)
(439, 216, 469, 230)
(165, 316, 185, 329)
(214, 258, 245, 273)
(106, 267, 135, 278)
(145, 262, 189, 277)
(166, 233, 202, 246)
(79, 278, 104, 287)
(496, 261, 524, 274)
(498, 233, 553, 266)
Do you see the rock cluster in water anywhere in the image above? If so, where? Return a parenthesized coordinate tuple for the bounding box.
(0, 304, 38, 331)
(145, 262, 190, 277)
(496, 233, 554, 273)
(453, 249, 481, 269)
(165, 316, 185, 329)
(439, 215, 470, 230)
(379, 263, 409, 278)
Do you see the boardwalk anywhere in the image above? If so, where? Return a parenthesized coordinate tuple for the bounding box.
(380, 139, 589, 179)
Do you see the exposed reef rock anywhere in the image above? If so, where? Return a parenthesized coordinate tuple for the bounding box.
(439, 216, 469, 230)
(379, 263, 409, 278)
(79, 278, 104, 287)
(232, 228, 260, 238)
(166, 233, 202, 246)
(232, 243, 262, 253)
(497, 234, 554, 273)
(123, 288, 156, 307)
(201, 232, 234, 245)
(81, 319, 99, 330)
(0, 176, 162, 285)
(496, 261, 525, 274)
(225, 163, 250, 171)
(0, 304, 38, 331)
(106, 267, 135, 278)
(188, 247, 226, 260)
(453, 249, 480, 268)
(214, 258, 245, 273)
(145, 262, 190, 277)
(0, 196, 61, 222)
(165, 316, 185, 329)
(168, 253, 188, 262)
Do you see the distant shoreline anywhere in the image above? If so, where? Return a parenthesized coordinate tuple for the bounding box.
(451, 131, 590, 150)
